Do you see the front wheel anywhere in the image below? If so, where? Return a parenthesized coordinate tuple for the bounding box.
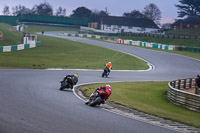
(60, 86, 65, 91)
(60, 82, 68, 91)
(90, 97, 103, 107)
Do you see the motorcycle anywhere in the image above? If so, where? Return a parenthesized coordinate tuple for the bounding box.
(102, 67, 109, 77)
(60, 77, 73, 90)
(86, 89, 107, 107)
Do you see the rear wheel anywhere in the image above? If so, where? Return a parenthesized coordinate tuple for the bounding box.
(90, 97, 103, 107)
(106, 73, 108, 77)
(102, 72, 104, 77)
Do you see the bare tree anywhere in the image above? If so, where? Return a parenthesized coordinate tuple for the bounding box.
(55, 6, 66, 16)
(12, 5, 31, 16)
(3, 5, 10, 15)
(142, 3, 161, 25)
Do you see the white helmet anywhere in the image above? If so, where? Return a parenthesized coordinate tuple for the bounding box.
(108, 62, 111, 64)
(106, 84, 111, 87)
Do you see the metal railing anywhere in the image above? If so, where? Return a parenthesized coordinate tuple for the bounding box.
(168, 78, 200, 112)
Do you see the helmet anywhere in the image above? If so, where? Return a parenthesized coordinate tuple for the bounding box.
(105, 84, 111, 88)
(74, 73, 79, 78)
(108, 62, 111, 64)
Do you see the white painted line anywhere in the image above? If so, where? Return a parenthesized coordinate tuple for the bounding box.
(46, 68, 153, 72)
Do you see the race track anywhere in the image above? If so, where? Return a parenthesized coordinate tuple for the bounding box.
(0, 31, 199, 133)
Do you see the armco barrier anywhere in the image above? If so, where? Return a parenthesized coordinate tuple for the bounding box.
(60, 33, 117, 42)
(0, 41, 41, 52)
(117, 39, 200, 52)
(168, 78, 200, 112)
(118, 39, 176, 51)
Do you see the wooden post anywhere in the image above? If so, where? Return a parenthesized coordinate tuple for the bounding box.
(189, 78, 192, 88)
(178, 80, 181, 89)
(184, 79, 186, 89)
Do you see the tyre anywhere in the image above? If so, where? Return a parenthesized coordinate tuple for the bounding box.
(102, 72, 104, 77)
(106, 73, 108, 77)
(90, 97, 103, 107)
(60, 86, 65, 91)
(60, 82, 68, 91)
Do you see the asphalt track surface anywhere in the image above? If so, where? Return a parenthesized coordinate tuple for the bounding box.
(0, 31, 200, 133)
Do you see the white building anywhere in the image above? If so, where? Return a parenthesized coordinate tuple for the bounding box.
(99, 16, 159, 33)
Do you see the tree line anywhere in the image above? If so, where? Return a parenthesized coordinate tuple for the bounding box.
(2, 2, 162, 25)
(2, 0, 200, 26)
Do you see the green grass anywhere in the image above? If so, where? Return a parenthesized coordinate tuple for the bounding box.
(80, 82, 200, 128)
(0, 35, 148, 70)
(115, 36, 200, 47)
(24, 25, 79, 34)
(166, 29, 200, 36)
(120, 43, 200, 60)
(0, 23, 23, 46)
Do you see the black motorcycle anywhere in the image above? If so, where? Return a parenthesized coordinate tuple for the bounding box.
(60, 77, 73, 90)
(102, 67, 109, 77)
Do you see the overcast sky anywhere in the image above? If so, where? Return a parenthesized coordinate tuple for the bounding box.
(0, 0, 180, 24)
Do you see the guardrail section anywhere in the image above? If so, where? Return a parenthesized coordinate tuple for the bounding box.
(168, 78, 200, 112)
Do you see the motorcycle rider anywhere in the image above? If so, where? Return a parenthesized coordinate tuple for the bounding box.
(105, 62, 112, 75)
(85, 84, 112, 104)
(60, 73, 79, 89)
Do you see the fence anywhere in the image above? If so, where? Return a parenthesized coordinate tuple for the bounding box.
(117, 39, 176, 51)
(117, 39, 200, 53)
(0, 16, 21, 26)
(0, 41, 41, 52)
(59, 33, 116, 42)
(115, 32, 200, 40)
(168, 78, 200, 112)
(0, 15, 88, 26)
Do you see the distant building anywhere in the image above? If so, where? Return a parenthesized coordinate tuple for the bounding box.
(171, 16, 200, 30)
(98, 16, 159, 33)
(88, 22, 99, 29)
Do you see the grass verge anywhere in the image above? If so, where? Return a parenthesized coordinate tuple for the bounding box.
(24, 25, 79, 34)
(121, 43, 200, 60)
(0, 35, 148, 70)
(86, 36, 200, 60)
(0, 23, 23, 46)
(79, 82, 200, 128)
(166, 29, 200, 36)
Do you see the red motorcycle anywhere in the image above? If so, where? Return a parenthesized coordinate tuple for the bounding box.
(85, 89, 108, 107)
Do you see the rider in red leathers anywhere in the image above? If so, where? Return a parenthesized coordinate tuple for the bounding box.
(85, 84, 112, 104)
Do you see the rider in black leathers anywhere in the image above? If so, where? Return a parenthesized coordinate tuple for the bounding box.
(60, 73, 79, 89)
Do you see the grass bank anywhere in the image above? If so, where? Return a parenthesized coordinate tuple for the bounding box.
(0, 35, 148, 70)
(80, 82, 200, 128)
(24, 25, 79, 34)
(166, 29, 200, 36)
(120, 43, 200, 60)
(0, 23, 23, 46)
